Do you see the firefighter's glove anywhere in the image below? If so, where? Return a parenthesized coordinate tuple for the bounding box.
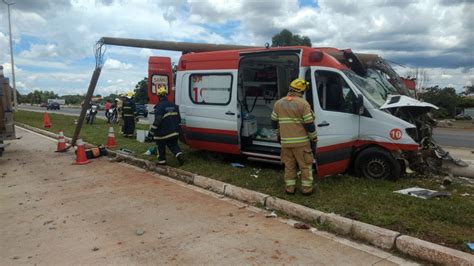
(145, 132, 154, 142)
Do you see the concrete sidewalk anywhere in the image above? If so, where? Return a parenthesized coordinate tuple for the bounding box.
(0, 127, 416, 265)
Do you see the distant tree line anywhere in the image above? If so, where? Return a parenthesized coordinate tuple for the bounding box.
(419, 86, 474, 119)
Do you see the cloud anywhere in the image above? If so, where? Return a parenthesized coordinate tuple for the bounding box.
(103, 58, 133, 70)
(0, 0, 472, 95)
(20, 44, 59, 58)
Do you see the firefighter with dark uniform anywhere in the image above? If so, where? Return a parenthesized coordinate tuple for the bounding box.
(121, 91, 137, 137)
(147, 86, 184, 166)
(271, 78, 317, 195)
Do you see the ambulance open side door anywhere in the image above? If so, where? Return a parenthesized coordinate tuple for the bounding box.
(179, 70, 240, 154)
(310, 67, 360, 177)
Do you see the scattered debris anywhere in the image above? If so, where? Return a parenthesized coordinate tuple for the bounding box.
(293, 222, 310, 230)
(461, 193, 470, 197)
(136, 229, 145, 236)
(228, 213, 234, 217)
(443, 176, 453, 185)
(266, 211, 277, 218)
(117, 148, 135, 155)
(92, 247, 99, 252)
(394, 187, 451, 199)
(467, 243, 474, 251)
(248, 214, 255, 218)
(238, 205, 248, 209)
(12, 256, 19, 260)
(231, 163, 245, 168)
(43, 220, 53, 226)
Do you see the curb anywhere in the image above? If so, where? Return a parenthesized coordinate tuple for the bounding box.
(14, 123, 474, 265)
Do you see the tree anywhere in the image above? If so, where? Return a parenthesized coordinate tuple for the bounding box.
(134, 77, 148, 104)
(419, 86, 460, 118)
(271, 29, 312, 47)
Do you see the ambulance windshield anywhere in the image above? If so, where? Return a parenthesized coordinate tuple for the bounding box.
(344, 70, 390, 108)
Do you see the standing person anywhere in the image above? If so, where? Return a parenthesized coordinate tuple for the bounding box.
(271, 78, 317, 195)
(104, 100, 111, 119)
(116, 95, 124, 129)
(121, 91, 136, 137)
(147, 86, 184, 166)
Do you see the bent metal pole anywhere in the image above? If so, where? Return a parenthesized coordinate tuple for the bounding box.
(69, 37, 261, 147)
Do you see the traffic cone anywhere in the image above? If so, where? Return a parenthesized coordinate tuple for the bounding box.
(55, 130, 67, 152)
(74, 139, 90, 165)
(105, 125, 117, 148)
(43, 112, 52, 128)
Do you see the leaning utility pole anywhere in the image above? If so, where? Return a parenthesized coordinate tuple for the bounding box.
(3, 0, 18, 111)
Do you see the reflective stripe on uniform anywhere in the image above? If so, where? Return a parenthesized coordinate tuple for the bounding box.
(271, 111, 278, 121)
(302, 165, 313, 187)
(278, 117, 303, 124)
(163, 112, 178, 119)
(308, 130, 317, 139)
(285, 179, 296, 186)
(153, 132, 179, 140)
(123, 106, 132, 109)
(150, 125, 157, 129)
(124, 114, 134, 117)
(302, 113, 313, 122)
(280, 136, 309, 144)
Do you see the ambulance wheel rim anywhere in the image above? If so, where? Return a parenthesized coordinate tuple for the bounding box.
(365, 158, 389, 179)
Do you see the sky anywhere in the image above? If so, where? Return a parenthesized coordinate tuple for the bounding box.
(0, 0, 473, 96)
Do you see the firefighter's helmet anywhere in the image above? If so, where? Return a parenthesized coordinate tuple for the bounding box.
(126, 91, 135, 98)
(289, 78, 309, 93)
(157, 86, 167, 96)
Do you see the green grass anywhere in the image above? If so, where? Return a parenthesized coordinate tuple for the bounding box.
(14, 110, 474, 252)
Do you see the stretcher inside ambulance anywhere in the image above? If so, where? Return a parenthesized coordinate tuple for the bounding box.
(148, 47, 437, 180)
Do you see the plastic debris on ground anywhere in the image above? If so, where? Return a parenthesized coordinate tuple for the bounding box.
(143, 146, 157, 156)
(467, 243, 474, 251)
(265, 211, 277, 218)
(117, 148, 135, 156)
(250, 168, 261, 178)
(231, 163, 245, 168)
(394, 187, 451, 199)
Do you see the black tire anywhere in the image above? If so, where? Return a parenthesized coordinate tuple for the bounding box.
(354, 147, 401, 180)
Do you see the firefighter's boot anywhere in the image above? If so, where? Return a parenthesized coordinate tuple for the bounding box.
(301, 186, 313, 196)
(285, 185, 296, 195)
(176, 152, 185, 166)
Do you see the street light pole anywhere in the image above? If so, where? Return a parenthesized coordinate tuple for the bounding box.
(3, 0, 17, 111)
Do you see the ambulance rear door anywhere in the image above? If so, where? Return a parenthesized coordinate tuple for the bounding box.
(148, 57, 173, 122)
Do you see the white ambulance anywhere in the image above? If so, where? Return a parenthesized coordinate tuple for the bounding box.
(147, 46, 437, 179)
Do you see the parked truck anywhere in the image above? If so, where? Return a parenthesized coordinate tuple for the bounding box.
(146, 46, 442, 179)
(0, 65, 16, 157)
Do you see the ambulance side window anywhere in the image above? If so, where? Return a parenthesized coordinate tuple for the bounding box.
(189, 73, 233, 105)
(315, 70, 356, 114)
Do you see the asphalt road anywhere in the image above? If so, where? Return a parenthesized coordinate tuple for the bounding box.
(19, 105, 473, 148)
(0, 127, 415, 265)
(433, 128, 474, 149)
(18, 105, 150, 124)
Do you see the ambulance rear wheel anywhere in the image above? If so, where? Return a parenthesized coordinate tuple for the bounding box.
(355, 147, 401, 180)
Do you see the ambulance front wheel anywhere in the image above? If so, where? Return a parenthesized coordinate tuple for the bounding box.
(355, 147, 401, 180)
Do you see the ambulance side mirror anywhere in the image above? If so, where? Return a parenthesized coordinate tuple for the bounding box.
(356, 94, 364, 115)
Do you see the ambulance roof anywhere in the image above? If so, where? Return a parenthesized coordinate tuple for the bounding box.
(177, 46, 348, 71)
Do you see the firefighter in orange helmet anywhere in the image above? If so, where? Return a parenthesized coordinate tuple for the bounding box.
(271, 78, 317, 195)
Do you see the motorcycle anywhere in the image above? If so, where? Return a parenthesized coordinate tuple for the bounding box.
(86, 104, 98, 124)
(107, 107, 118, 123)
